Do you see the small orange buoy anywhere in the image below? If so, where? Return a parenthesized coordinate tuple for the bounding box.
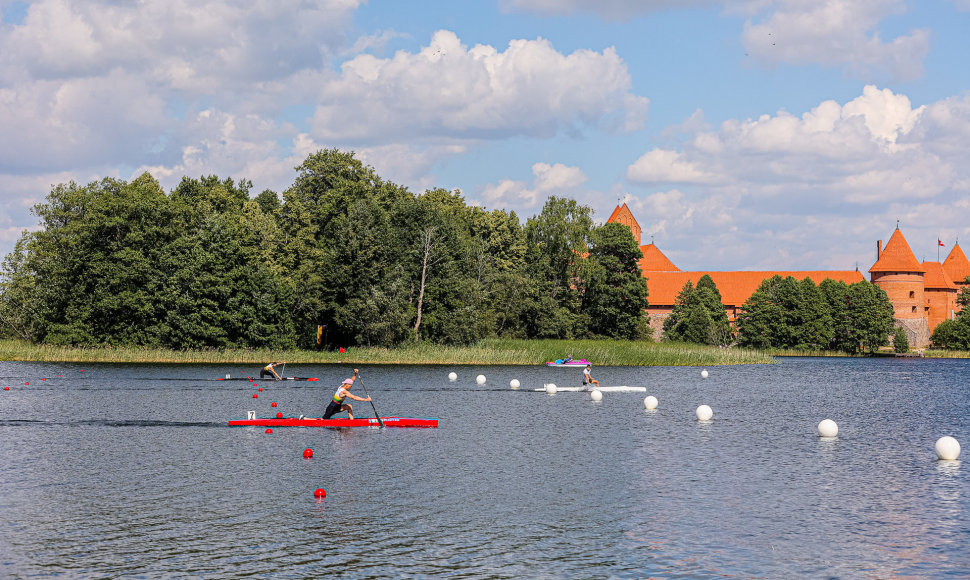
(3, 386, 8, 391)
(314, 488, 326, 497)
(41, 378, 46, 381)
(258, 387, 263, 392)
(265, 428, 273, 434)
(276, 412, 283, 418)
(253, 393, 258, 398)
(271, 402, 277, 407)
(304, 448, 313, 458)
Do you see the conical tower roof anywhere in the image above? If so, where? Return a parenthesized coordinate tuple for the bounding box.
(943, 243, 970, 284)
(923, 261, 957, 290)
(607, 203, 641, 245)
(869, 228, 925, 273)
(639, 243, 680, 272)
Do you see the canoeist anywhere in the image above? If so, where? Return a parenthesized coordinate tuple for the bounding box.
(322, 368, 371, 420)
(582, 364, 599, 390)
(563, 355, 573, 363)
(260, 361, 285, 381)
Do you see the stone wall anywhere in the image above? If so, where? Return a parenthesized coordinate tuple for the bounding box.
(895, 317, 931, 349)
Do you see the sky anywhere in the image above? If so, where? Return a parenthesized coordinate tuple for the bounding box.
(1, 0, 969, 272)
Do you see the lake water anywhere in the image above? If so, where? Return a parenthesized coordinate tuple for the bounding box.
(0, 357, 968, 578)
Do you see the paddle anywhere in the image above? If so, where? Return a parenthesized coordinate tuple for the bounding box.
(355, 372, 384, 428)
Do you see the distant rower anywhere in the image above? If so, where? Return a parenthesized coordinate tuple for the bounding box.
(261, 361, 285, 381)
(583, 364, 599, 390)
(322, 368, 371, 419)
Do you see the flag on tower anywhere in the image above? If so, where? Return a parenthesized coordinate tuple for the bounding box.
(939, 239, 945, 247)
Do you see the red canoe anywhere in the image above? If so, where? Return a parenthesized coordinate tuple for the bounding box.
(228, 416, 438, 428)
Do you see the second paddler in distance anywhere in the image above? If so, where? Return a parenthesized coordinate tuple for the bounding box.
(261, 361, 285, 381)
(582, 364, 599, 390)
(322, 368, 372, 420)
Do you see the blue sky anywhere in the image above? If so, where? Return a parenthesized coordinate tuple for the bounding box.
(1, 0, 969, 272)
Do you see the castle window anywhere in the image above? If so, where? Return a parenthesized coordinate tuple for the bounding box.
(909, 291, 915, 299)
(912, 306, 917, 313)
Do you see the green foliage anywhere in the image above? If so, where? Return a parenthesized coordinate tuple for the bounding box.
(931, 317, 970, 349)
(737, 276, 893, 353)
(0, 149, 661, 349)
(957, 277, 970, 314)
(583, 222, 649, 339)
(664, 275, 730, 345)
(892, 326, 910, 353)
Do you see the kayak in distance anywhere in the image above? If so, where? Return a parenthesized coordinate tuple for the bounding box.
(218, 377, 319, 381)
(533, 385, 647, 392)
(228, 416, 438, 428)
(545, 359, 590, 367)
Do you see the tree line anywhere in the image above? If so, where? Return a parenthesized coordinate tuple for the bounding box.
(662, 274, 897, 353)
(0, 149, 649, 349)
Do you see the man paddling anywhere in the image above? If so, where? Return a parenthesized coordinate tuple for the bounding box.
(582, 364, 599, 390)
(261, 361, 285, 381)
(323, 368, 371, 420)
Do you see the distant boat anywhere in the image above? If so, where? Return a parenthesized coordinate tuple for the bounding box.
(545, 358, 589, 367)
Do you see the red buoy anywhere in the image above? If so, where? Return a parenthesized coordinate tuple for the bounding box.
(265, 428, 273, 434)
(258, 387, 263, 392)
(271, 402, 277, 407)
(276, 412, 283, 418)
(304, 448, 313, 458)
(3, 387, 8, 391)
(253, 393, 258, 398)
(314, 488, 326, 497)
(24, 382, 28, 386)
(41, 378, 46, 381)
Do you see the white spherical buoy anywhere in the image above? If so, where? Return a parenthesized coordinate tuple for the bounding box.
(817, 419, 839, 438)
(510, 379, 520, 389)
(696, 404, 713, 421)
(545, 383, 557, 395)
(476, 374, 486, 385)
(701, 369, 709, 379)
(448, 372, 457, 381)
(590, 389, 603, 402)
(936, 436, 962, 461)
(644, 395, 658, 410)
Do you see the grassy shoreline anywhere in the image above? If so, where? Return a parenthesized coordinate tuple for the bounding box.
(0, 338, 774, 366)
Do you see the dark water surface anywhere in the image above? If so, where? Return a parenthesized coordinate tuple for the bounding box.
(1, 358, 968, 578)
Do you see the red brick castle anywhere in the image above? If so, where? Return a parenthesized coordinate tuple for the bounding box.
(607, 204, 970, 347)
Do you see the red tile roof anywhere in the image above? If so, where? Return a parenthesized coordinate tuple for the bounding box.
(869, 228, 925, 273)
(943, 243, 970, 284)
(644, 270, 866, 307)
(639, 243, 680, 272)
(922, 261, 958, 290)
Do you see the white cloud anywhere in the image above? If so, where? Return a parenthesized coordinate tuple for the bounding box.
(624, 86, 970, 269)
(310, 30, 648, 141)
(740, 0, 930, 81)
(481, 162, 589, 209)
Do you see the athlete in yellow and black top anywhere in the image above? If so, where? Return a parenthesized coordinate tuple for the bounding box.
(260, 361, 285, 380)
(322, 368, 371, 419)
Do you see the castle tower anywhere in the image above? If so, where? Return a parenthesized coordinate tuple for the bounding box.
(639, 243, 680, 272)
(942, 243, 970, 291)
(869, 228, 929, 347)
(922, 261, 958, 331)
(606, 203, 641, 245)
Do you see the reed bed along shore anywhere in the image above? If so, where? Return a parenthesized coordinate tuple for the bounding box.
(0, 338, 774, 366)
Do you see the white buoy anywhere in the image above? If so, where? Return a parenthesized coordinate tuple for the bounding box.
(590, 389, 602, 402)
(510, 379, 520, 389)
(696, 404, 713, 421)
(817, 419, 839, 438)
(644, 395, 658, 410)
(701, 369, 709, 379)
(476, 374, 486, 385)
(448, 372, 457, 381)
(936, 436, 961, 461)
(545, 383, 557, 395)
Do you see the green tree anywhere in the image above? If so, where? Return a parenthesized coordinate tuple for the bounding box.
(846, 281, 895, 353)
(522, 197, 594, 338)
(892, 325, 909, 353)
(583, 222, 649, 339)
